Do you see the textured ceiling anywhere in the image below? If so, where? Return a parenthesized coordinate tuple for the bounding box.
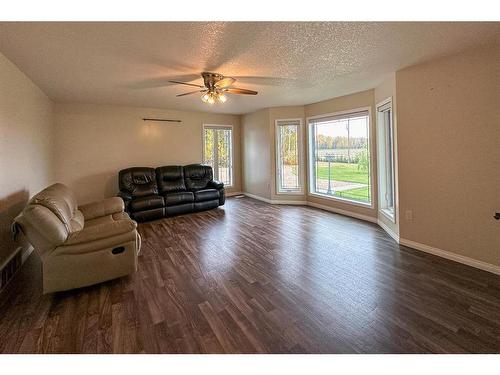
(0, 22, 499, 114)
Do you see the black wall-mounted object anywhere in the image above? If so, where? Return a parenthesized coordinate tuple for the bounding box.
(142, 118, 182, 123)
(494, 212, 500, 220)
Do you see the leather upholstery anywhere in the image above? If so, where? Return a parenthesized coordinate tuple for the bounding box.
(194, 189, 220, 202)
(208, 180, 224, 190)
(129, 195, 164, 212)
(13, 183, 141, 294)
(165, 203, 194, 216)
(79, 197, 124, 221)
(194, 200, 219, 211)
(130, 208, 164, 222)
(164, 191, 194, 206)
(119, 167, 158, 197)
(156, 166, 186, 193)
(118, 164, 225, 221)
(184, 164, 213, 191)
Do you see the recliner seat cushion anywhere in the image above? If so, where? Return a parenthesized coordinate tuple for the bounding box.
(194, 189, 220, 202)
(156, 166, 186, 193)
(119, 167, 158, 198)
(129, 195, 164, 212)
(164, 191, 194, 206)
(184, 164, 213, 191)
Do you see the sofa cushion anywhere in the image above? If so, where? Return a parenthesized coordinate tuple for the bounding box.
(163, 191, 194, 206)
(119, 167, 158, 198)
(156, 166, 186, 193)
(184, 164, 213, 191)
(129, 195, 164, 212)
(194, 189, 220, 202)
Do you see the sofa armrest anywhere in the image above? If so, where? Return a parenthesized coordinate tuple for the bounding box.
(208, 180, 224, 190)
(79, 197, 125, 221)
(65, 219, 137, 245)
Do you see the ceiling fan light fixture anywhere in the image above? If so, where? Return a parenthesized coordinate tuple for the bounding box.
(217, 93, 227, 103)
(172, 72, 258, 104)
(201, 92, 210, 103)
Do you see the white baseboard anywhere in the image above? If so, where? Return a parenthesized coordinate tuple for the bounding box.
(306, 201, 378, 223)
(226, 191, 244, 197)
(378, 219, 400, 243)
(272, 200, 308, 205)
(399, 238, 500, 276)
(242, 192, 273, 203)
(242, 192, 306, 205)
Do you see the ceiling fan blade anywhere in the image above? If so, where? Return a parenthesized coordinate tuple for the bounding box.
(225, 88, 258, 95)
(214, 76, 236, 88)
(176, 90, 207, 97)
(169, 80, 205, 88)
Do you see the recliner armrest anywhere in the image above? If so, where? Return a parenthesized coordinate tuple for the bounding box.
(79, 197, 125, 221)
(208, 180, 224, 190)
(65, 219, 137, 245)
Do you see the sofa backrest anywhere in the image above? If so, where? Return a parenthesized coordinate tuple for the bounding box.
(119, 167, 158, 198)
(183, 164, 213, 191)
(14, 183, 84, 256)
(155, 166, 186, 194)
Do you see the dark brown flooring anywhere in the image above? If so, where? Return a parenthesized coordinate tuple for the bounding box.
(1, 197, 500, 353)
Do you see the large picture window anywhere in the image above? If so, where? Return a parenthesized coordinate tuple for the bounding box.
(308, 110, 371, 205)
(203, 125, 233, 187)
(276, 119, 302, 194)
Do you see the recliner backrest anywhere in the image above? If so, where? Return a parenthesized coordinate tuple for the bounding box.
(155, 166, 186, 194)
(119, 167, 158, 197)
(14, 183, 84, 256)
(183, 164, 213, 191)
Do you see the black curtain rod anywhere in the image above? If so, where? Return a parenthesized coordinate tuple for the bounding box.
(142, 118, 182, 123)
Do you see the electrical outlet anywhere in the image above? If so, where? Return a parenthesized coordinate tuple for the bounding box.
(405, 210, 413, 221)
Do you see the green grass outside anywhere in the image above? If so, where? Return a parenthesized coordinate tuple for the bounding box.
(333, 186, 371, 202)
(317, 162, 370, 203)
(315, 162, 369, 184)
(287, 161, 371, 203)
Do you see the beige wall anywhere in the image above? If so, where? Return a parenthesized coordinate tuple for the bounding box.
(241, 109, 272, 199)
(375, 74, 399, 235)
(0, 52, 54, 265)
(304, 89, 378, 219)
(53, 102, 241, 204)
(396, 44, 500, 266)
(269, 106, 306, 202)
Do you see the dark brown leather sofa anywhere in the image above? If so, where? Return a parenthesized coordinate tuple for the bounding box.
(118, 164, 225, 221)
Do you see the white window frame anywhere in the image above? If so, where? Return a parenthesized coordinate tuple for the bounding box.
(306, 107, 374, 208)
(275, 118, 304, 195)
(202, 124, 234, 188)
(376, 98, 396, 222)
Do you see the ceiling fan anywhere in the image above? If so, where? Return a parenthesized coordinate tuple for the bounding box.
(169, 72, 258, 104)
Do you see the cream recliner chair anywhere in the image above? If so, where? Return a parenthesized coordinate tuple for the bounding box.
(13, 183, 141, 294)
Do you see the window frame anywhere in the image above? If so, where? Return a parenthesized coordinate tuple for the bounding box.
(376, 97, 396, 223)
(275, 118, 304, 195)
(202, 124, 234, 188)
(306, 106, 374, 208)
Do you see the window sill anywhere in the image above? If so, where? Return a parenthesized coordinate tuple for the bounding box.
(276, 190, 304, 195)
(308, 191, 374, 208)
(380, 208, 396, 223)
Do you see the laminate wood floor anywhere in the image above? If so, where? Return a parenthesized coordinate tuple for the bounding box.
(1, 197, 500, 353)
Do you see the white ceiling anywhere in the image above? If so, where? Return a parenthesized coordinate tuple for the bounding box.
(1, 22, 499, 114)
